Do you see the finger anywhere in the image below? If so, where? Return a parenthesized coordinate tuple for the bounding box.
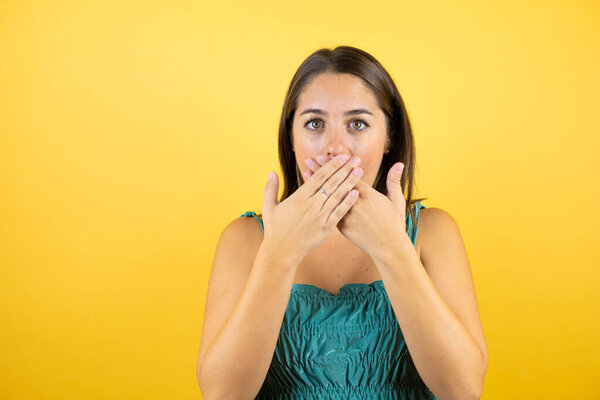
(325, 183, 361, 226)
(304, 157, 321, 174)
(301, 154, 351, 196)
(301, 158, 319, 183)
(262, 171, 279, 215)
(315, 154, 328, 166)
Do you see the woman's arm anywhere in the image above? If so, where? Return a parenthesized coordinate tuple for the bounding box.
(371, 208, 488, 400)
(197, 220, 300, 399)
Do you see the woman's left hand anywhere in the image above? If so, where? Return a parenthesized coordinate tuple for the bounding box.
(303, 158, 409, 257)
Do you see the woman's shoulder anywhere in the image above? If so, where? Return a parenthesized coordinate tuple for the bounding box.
(418, 206, 459, 233)
(233, 212, 264, 243)
(416, 206, 462, 263)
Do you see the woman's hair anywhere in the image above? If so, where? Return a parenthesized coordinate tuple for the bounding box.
(269, 45, 427, 229)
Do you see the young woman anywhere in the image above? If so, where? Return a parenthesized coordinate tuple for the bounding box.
(197, 46, 488, 399)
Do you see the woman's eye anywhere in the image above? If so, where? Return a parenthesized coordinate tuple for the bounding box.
(305, 119, 323, 130)
(351, 119, 369, 130)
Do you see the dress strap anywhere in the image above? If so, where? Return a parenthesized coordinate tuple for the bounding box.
(406, 201, 426, 245)
(239, 211, 264, 234)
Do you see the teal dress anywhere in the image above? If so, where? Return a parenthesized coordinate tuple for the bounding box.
(239, 201, 437, 399)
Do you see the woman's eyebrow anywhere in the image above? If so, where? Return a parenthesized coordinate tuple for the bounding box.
(299, 108, 373, 116)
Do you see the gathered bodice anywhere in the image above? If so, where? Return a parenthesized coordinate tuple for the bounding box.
(239, 201, 437, 399)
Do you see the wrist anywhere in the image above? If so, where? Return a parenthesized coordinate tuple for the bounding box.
(370, 234, 417, 267)
(258, 239, 302, 271)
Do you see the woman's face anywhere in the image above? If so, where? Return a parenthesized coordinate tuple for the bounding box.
(292, 72, 389, 188)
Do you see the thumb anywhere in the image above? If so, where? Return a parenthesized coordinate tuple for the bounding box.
(386, 163, 404, 202)
(262, 171, 279, 213)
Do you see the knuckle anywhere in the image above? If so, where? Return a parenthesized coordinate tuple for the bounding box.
(309, 199, 320, 213)
(321, 216, 330, 230)
(333, 190, 345, 202)
(314, 168, 326, 181)
(331, 174, 343, 187)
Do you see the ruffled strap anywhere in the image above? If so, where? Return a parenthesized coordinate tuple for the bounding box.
(239, 211, 264, 233)
(406, 201, 426, 245)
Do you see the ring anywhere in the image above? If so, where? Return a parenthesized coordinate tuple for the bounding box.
(319, 187, 329, 197)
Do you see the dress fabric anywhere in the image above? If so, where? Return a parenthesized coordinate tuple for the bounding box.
(238, 201, 437, 399)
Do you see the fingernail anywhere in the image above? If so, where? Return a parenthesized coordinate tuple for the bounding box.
(338, 154, 350, 162)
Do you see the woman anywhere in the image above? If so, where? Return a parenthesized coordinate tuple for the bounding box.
(197, 46, 488, 399)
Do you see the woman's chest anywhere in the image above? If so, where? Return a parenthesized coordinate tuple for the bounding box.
(290, 229, 423, 295)
(292, 248, 380, 295)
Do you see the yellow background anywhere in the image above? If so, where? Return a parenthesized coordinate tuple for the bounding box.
(1, 0, 598, 398)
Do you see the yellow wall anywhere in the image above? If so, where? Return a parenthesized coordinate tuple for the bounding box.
(1, 0, 598, 398)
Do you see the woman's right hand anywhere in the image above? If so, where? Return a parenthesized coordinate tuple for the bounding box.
(261, 154, 363, 265)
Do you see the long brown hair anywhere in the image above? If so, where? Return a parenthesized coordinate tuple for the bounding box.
(266, 45, 427, 229)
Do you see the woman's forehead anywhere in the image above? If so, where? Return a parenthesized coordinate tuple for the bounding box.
(297, 73, 378, 113)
